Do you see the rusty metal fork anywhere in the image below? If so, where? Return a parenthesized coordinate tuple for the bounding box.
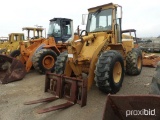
(24, 73, 88, 114)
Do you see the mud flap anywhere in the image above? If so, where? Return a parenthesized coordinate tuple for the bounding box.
(25, 72, 87, 114)
(0, 54, 26, 84)
(103, 94, 160, 120)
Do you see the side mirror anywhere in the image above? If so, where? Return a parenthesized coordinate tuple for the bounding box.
(117, 5, 122, 19)
(82, 14, 88, 25)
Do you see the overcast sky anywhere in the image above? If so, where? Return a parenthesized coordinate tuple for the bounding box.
(0, 0, 160, 38)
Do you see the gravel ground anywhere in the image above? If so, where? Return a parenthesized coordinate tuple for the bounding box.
(0, 67, 156, 120)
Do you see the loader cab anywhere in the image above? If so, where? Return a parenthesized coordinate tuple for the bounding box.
(122, 29, 137, 43)
(86, 3, 122, 43)
(9, 33, 25, 43)
(22, 27, 44, 40)
(86, 8, 112, 32)
(47, 18, 73, 43)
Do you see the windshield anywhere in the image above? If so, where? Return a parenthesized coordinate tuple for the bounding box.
(86, 9, 112, 32)
(48, 20, 61, 37)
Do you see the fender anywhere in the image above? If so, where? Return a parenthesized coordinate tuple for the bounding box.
(24, 44, 46, 72)
(43, 45, 60, 56)
(34, 44, 46, 54)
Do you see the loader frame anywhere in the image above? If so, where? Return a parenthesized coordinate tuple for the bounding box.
(25, 3, 142, 113)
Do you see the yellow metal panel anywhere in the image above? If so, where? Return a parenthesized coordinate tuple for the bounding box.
(78, 32, 109, 61)
(122, 39, 134, 53)
(88, 3, 116, 13)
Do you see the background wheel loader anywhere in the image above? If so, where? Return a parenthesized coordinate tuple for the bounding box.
(0, 33, 24, 54)
(18, 18, 78, 74)
(0, 26, 44, 56)
(0, 18, 79, 84)
(9, 27, 44, 57)
(25, 3, 143, 113)
(0, 27, 45, 84)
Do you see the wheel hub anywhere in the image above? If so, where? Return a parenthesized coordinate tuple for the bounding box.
(113, 62, 122, 83)
(137, 56, 142, 70)
(43, 55, 54, 69)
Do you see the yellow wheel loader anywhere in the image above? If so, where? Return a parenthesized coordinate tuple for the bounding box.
(0, 28, 42, 56)
(0, 18, 79, 84)
(0, 33, 24, 54)
(9, 27, 44, 57)
(25, 3, 143, 113)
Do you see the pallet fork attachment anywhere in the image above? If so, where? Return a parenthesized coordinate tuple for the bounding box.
(24, 73, 87, 114)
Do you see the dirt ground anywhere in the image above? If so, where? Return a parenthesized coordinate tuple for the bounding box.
(0, 67, 156, 120)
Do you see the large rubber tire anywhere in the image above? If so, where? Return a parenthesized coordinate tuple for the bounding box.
(55, 51, 68, 74)
(126, 48, 142, 75)
(149, 62, 160, 94)
(32, 49, 57, 74)
(10, 50, 20, 57)
(94, 50, 124, 93)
